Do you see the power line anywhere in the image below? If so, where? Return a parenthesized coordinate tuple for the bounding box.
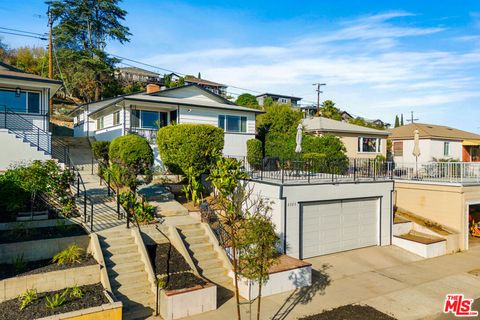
(0, 30, 47, 41)
(0, 27, 46, 37)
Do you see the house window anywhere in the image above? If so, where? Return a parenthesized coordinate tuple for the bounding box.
(444, 142, 450, 156)
(358, 137, 381, 153)
(0, 88, 41, 114)
(393, 141, 403, 156)
(97, 117, 104, 130)
(113, 111, 120, 126)
(132, 110, 168, 129)
(218, 115, 247, 133)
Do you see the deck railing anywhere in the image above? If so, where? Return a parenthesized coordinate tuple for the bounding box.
(227, 156, 480, 185)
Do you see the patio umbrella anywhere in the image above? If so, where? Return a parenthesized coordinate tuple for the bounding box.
(413, 129, 421, 177)
(295, 123, 303, 154)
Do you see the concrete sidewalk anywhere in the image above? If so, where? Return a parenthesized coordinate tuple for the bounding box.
(183, 245, 480, 320)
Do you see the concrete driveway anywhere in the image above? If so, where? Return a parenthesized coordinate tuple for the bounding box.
(183, 245, 480, 320)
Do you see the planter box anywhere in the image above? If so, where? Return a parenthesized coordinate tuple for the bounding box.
(0, 235, 89, 263)
(160, 283, 216, 320)
(393, 235, 446, 258)
(237, 255, 312, 300)
(0, 264, 100, 302)
(36, 301, 122, 320)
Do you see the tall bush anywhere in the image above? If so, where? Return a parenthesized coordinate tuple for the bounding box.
(109, 134, 154, 192)
(246, 139, 263, 169)
(92, 141, 110, 165)
(156, 124, 224, 175)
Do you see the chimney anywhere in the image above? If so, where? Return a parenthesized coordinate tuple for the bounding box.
(146, 83, 161, 94)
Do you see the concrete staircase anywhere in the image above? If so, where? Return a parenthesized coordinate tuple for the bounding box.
(99, 228, 155, 320)
(178, 224, 232, 289)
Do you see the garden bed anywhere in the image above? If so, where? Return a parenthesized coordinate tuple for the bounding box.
(300, 305, 397, 320)
(147, 243, 191, 275)
(0, 224, 86, 244)
(147, 243, 206, 290)
(0, 283, 108, 320)
(0, 255, 96, 281)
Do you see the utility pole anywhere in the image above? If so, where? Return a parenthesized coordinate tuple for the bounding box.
(48, 6, 53, 116)
(312, 83, 326, 115)
(406, 111, 419, 124)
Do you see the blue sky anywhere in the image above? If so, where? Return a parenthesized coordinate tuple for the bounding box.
(1, 1, 480, 131)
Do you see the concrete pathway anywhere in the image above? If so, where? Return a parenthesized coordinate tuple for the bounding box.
(181, 245, 480, 320)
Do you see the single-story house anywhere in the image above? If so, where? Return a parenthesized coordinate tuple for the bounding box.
(302, 117, 389, 159)
(389, 123, 480, 163)
(71, 84, 262, 163)
(0, 62, 62, 169)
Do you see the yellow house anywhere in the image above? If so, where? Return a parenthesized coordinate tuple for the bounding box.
(302, 116, 389, 159)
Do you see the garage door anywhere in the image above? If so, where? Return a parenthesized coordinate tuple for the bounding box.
(301, 198, 379, 258)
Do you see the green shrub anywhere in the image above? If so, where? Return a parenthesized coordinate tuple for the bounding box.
(156, 124, 224, 175)
(45, 289, 68, 309)
(247, 139, 263, 170)
(52, 244, 83, 266)
(92, 141, 110, 164)
(70, 285, 84, 299)
(109, 134, 154, 192)
(18, 288, 37, 311)
(119, 191, 155, 224)
(181, 167, 204, 205)
(12, 254, 27, 272)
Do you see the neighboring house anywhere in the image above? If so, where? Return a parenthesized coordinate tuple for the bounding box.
(299, 104, 317, 118)
(389, 123, 480, 163)
(302, 116, 389, 159)
(115, 67, 160, 84)
(166, 73, 228, 96)
(256, 93, 302, 107)
(0, 62, 62, 169)
(340, 111, 353, 122)
(71, 84, 261, 164)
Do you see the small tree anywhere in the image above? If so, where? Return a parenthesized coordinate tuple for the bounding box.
(92, 140, 110, 175)
(109, 134, 153, 192)
(238, 212, 279, 320)
(236, 93, 260, 109)
(400, 113, 404, 126)
(394, 115, 400, 128)
(246, 139, 263, 170)
(208, 156, 249, 320)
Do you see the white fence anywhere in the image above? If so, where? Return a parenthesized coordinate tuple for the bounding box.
(392, 162, 480, 184)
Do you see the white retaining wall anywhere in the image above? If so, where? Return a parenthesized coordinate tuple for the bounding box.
(392, 236, 446, 258)
(160, 284, 217, 320)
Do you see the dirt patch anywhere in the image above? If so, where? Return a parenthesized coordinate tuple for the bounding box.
(147, 243, 191, 275)
(0, 283, 108, 320)
(300, 305, 397, 320)
(0, 224, 86, 244)
(163, 272, 206, 291)
(0, 255, 96, 281)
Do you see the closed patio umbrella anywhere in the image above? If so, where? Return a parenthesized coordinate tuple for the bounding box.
(413, 129, 421, 177)
(295, 124, 302, 154)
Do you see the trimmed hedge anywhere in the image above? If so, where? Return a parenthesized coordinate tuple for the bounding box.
(92, 141, 110, 164)
(109, 134, 154, 191)
(156, 124, 224, 175)
(246, 139, 263, 170)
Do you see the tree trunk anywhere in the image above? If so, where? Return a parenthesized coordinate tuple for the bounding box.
(232, 235, 242, 320)
(257, 279, 262, 320)
(94, 73, 101, 101)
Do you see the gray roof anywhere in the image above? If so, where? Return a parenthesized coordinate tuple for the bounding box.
(303, 117, 389, 136)
(75, 84, 263, 116)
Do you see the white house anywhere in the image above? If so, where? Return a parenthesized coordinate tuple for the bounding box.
(390, 123, 480, 163)
(0, 62, 62, 170)
(71, 84, 262, 163)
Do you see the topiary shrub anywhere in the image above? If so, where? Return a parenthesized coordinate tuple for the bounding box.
(156, 124, 224, 175)
(109, 134, 154, 192)
(247, 139, 263, 170)
(92, 141, 110, 166)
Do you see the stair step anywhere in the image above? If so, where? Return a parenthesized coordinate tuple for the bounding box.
(189, 242, 213, 251)
(105, 252, 142, 264)
(116, 291, 153, 304)
(181, 229, 205, 237)
(193, 251, 217, 261)
(107, 261, 145, 273)
(198, 259, 223, 270)
(110, 270, 149, 283)
(184, 235, 209, 244)
(122, 305, 154, 320)
(105, 243, 138, 255)
(202, 267, 227, 278)
(205, 274, 232, 286)
(177, 223, 201, 230)
(111, 278, 151, 292)
(102, 236, 135, 246)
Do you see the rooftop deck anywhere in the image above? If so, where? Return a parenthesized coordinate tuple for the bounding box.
(230, 156, 480, 186)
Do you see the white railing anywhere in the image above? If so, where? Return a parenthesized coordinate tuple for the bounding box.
(392, 162, 480, 184)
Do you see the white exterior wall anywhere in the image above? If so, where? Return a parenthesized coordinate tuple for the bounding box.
(248, 180, 394, 259)
(0, 129, 51, 170)
(393, 139, 463, 163)
(178, 105, 256, 157)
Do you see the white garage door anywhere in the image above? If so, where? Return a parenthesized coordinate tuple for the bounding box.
(301, 198, 379, 258)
